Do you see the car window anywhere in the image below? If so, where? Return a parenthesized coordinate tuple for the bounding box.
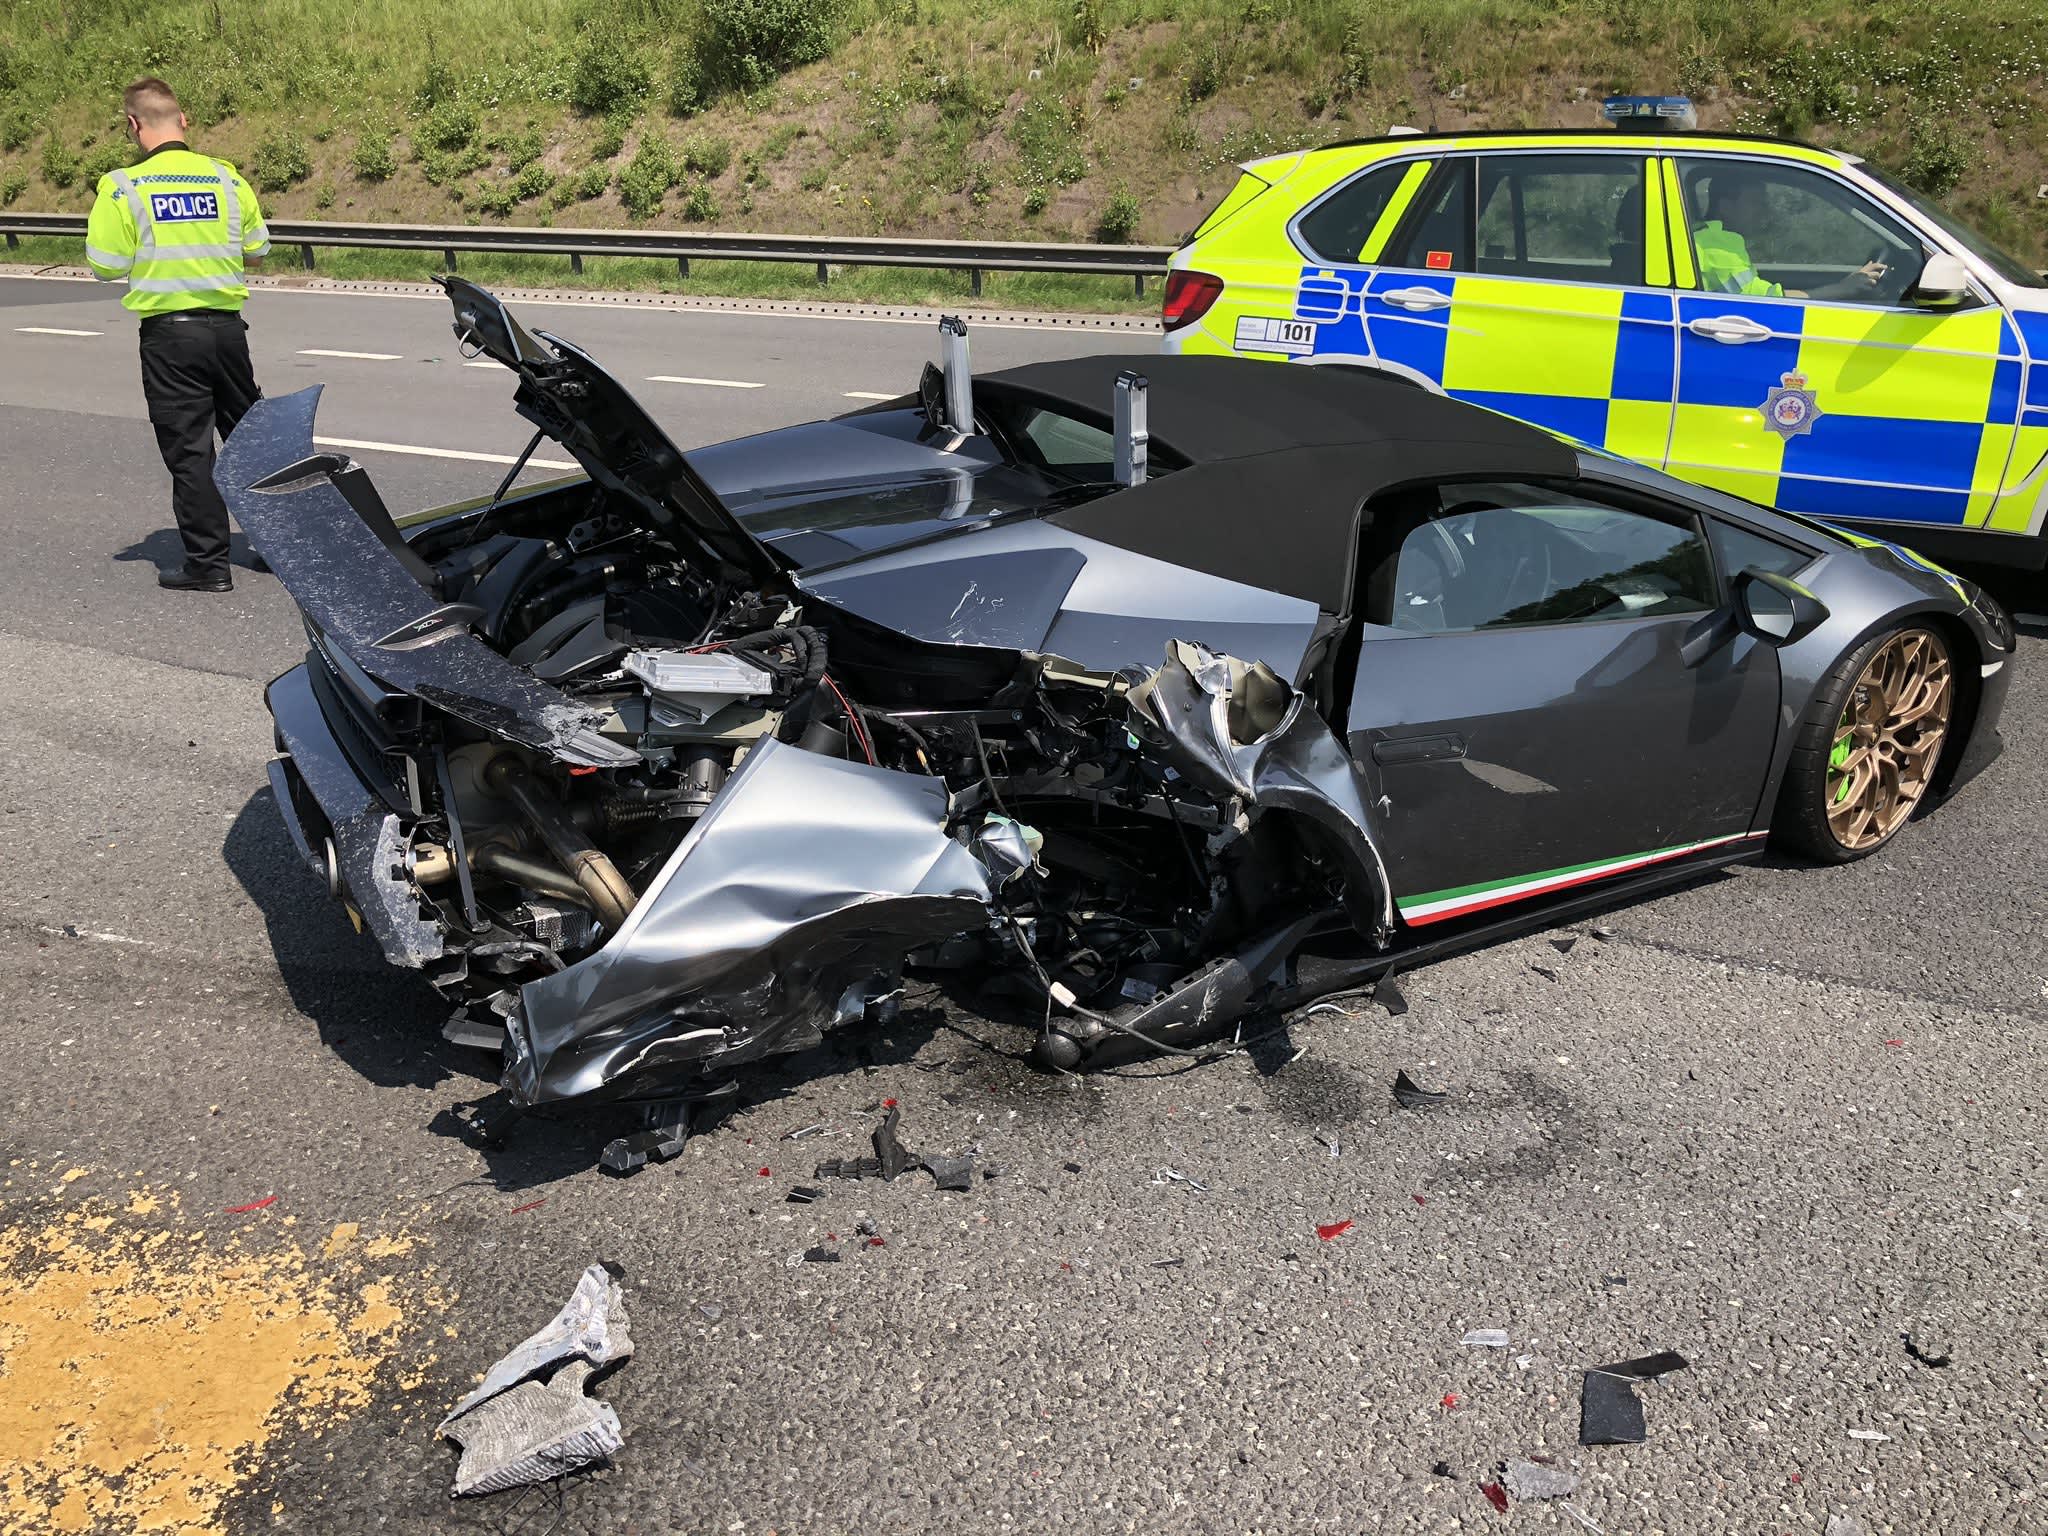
(1296, 161, 1415, 265)
(1709, 518, 1814, 581)
(1386, 158, 1473, 272)
(1381, 481, 1715, 633)
(1474, 155, 1646, 286)
(1859, 163, 2047, 290)
(1676, 157, 1920, 306)
(1020, 408, 1115, 470)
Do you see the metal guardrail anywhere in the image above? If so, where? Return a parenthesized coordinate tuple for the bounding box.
(0, 212, 1174, 297)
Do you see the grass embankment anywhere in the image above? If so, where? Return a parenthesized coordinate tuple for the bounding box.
(3, 0, 2046, 275)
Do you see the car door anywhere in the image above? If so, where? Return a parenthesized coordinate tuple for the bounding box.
(1276, 154, 1434, 369)
(1358, 151, 1680, 464)
(1666, 154, 2022, 530)
(1343, 477, 1780, 925)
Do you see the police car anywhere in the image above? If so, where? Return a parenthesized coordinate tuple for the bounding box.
(1164, 97, 2048, 569)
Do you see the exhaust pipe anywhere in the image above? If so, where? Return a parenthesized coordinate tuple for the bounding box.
(484, 757, 638, 932)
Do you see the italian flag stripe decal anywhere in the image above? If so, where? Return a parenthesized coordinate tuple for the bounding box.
(1396, 832, 1767, 926)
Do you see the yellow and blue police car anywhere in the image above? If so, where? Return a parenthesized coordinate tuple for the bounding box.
(1163, 97, 2048, 570)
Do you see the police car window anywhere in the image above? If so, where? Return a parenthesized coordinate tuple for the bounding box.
(1474, 156, 1646, 286)
(1296, 161, 1414, 265)
(1708, 519, 1814, 582)
(1383, 481, 1714, 633)
(1861, 163, 2047, 290)
(1386, 159, 1473, 272)
(1678, 159, 1919, 307)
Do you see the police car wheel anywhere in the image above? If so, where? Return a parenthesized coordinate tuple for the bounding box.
(1772, 623, 1954, 864)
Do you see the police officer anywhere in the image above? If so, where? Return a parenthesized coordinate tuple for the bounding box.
(86, 78, 271, 593)
(1693, 170, 1885, 302)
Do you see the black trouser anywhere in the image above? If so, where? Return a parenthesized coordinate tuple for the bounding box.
(138, 309, 262, 578)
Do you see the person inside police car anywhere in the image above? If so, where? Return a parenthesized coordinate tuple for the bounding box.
(1693, 169, 1887, 303)
(87, 77, 271, 593)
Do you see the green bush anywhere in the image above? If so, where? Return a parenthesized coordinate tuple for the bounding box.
(1022, 185, 1048, 217)
(549, 180, 578, 210)
(420, 144, 488, 186)
(413, 59, 459, 113)
(1009, 99, 1087, 188)
(591, 115, 628, 162)
(617, 135, 677, 217)
(40, 134, 78, 190)
(0, 169, 27, 206)
(966, 162, 994, 207)
(314, 179, 337, 210)
(668, 50, 706, 117)
(1900, 119, 1972, 197)
(571, 21, 652, 115)
(513, 161, 555, 201)
(576, 164, 612, 200)
(418, 99, 479, 154)
(1064, 0, 1107, 54)
(78, 142, 132, 185)
(250, 132, 314, 194)
(681, 180, 720, 222)
(682, 134, 732, 179)
(1095, 186, 1141, 243)
(472, 177, 519, 217)
(1, 110, 34, 153)
(1183, 42, 1225, 103)
(699, 0, 841, 92)
(501, 128, 545, 174)
(352, 131, 396, 181)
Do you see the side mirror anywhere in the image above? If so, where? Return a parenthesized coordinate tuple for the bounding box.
(1910, 251, 1971, 307)
(1735, 567, 1829, 646)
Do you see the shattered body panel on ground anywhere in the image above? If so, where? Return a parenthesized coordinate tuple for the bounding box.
(229, 280, 2014, 1124)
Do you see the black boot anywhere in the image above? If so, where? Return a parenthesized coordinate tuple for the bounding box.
(159, 565, 232, 593)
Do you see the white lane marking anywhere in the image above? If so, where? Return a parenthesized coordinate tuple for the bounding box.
(313, 435, 578, 471)
(844, 390, 896, 401)
(646, 374, 765, 389)
(15, 325, 103, 336)
(463, 357, 505, 368)
(298, 347, 403, 360)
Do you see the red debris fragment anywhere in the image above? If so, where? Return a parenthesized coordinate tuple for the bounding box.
(508, 1198, 545, 1214)
(1480, 1482, 1508, 1514)
(1315, 1219, 1353, 1241)
(568, 765, 599, 777)
(1412, 1194, 1428, 1206)
(1060, 1261, 1072, 1271)
(1884, 1039, 1904, 1048)
(883, 1098, 897, 1108)
(866, 1237, 885, 1248)
(224, 1195, 277, 1214)
(1789, 1473, 1803, 1484)
(827, 1232, 838, 1241)
(758, 1167, 772, 1177)
(1441, 1392, 1461, 1410)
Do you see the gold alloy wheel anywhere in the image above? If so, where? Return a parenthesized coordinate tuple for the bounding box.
(1825, 627, 1953, 851)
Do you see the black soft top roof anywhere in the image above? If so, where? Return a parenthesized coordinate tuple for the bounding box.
(977, 355, 1578, 613)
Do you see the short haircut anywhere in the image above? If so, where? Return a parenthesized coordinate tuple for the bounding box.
(123, 78, 182, 128)
(1706, 170, 1765, 221)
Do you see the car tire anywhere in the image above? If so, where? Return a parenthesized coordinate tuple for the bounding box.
(1772, 623, 1955, 863)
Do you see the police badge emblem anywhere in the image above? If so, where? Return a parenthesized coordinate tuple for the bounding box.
(1760, 370, 1822, 439)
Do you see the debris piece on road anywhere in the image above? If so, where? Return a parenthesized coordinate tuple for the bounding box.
(508, 1198, 546, 1215)
(855, 1216, 879, 1237)
(1601, 1273, 1628, 1288)
(1154, 1167, 1210, 1193)
(782, 1123, 828, 1141)
(1503, 1458, 1577, 1500)
(61, 924, 79, 939)
(440, 1264, 633, 1497)
(696, 1303, 723, 1322)
(1377, 975, 1409, 1016)
(1847, 1428, 1890, 1442)
(1823, 1515, 1869, 1536)
(1315, 1219, 1353, 1241)
(924, 1155, 974, 1192)
(1561, 1503, 1607, 1533)
(1062, 1162, 1084, 1174)
(1152, 1256, 1185, 1269)
(1903, 1333, 1951, 1368)
(1532, 963, 1561, 982)
(1432, 1461, 1456, 1478)
(1580, 1351, 1689, 1446)
(1412, 1194, 1428, 1206)
(598, 1104, 690, 1174)
(1591, 925, 1616, 940)
(1393, 1070, 1448, 1109)
(873, 1105, 917, 1181)
(1462, 1328, 1511, 1348)
(803, 1246, 840, 1263)
(1316, 1130, 1342, 1159)
(224, 1195, 277, 1213)
(1480, 1481, 1509, 1513)
(1550, 936, 1578, 955)
(785, 1186, 824, 1204)
(1441, 1393, 1461, 1410)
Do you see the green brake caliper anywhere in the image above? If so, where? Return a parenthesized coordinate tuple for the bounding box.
(1829, 708, 1856, 804)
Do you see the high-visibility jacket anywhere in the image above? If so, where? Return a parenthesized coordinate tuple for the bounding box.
(85, 144, 270, 316)
(1691, 220, 1782, 298)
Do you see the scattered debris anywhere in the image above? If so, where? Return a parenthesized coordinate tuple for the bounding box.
(1903, 1333, 1951, 1368)
(1412, 1194, 1428, 1206)
(1503, 1458, 1577, 1500)
(1315, 1219, 1353, 1241)
(1847, 1428, 1890, 1443)
(1462, 1328, 1511, 1349)
(696, 1303, 723, 1322)
(1431, 1460, 1456, 1478)
(873, 1105, 917, 1180)
(785, 1186, 824, 1205)
(1600, 1273, 1628, 1288)
(224, 1196, 277, 1214)
(1315, 1130, 1343, 1159)
(1532, 963, 1561, 983)
(1441, 1393, 1461, 1410)
(802, 1246, 840, 1264)
(1561, 1503, 1607, 1534)
(1591, 925, 1616, 940)
(924, 1155, 973, 1192)
(1062, 1162, 1084, 1174)
(1154, 1167, 1210, 1193)
(1824, 1514, 1869, 1536)
(1580, 1350, 1689, 1446)
(1151, 1256, 1185, 1269)
(981, 1162, 1007, 1180)
(1376, 975, 1409, 1016)
(781, 1123, 828, 1141)
(440, 1264, 632, 1498)
(61, 923, 80, 939)
(1480, 1482, 1509, 1513)
(855, 1216, 879, 1237)
(598, 1101, 691, 1175)
(508, 1199, 546, 1215)
(1550, 936, 1578, 955)
(1392, 1069, 1449, 1108)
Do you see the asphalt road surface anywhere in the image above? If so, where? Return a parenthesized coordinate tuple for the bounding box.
(2, 268, 2045, 1536)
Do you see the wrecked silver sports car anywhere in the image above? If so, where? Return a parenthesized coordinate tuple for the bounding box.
(232, 279, 2011, 1127)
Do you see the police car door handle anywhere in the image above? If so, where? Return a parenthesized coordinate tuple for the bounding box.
(1378, 287, 1454, 312)
(1688, 314, 1774, 343)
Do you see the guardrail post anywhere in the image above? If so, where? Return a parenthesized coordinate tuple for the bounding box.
(300, 243, 315, 271)
(677, 256, 690, 279)
(570, 252, 583, 275)
(4, 232, 15, 252)
(816, 261, 829, 286)
(1134, 274, 1145, 299)
(970, 268, 983, 298)
(444, 249, 458, 272)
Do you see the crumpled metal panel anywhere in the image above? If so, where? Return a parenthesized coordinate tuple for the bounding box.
(1131, 641, 1394, 940)
(506, 738, 994, 1105)
(268, 664, 443, 967)
(219, 386, 631, 767)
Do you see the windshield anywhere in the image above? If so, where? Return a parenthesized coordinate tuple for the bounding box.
(1861, 165, 2046, 289)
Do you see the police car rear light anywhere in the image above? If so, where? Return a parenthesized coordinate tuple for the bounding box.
(1162, 270, 1225, 332)
(1601, 94, 1698, 131)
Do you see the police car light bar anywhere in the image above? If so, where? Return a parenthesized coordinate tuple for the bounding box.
(1601, 95, 1698, 131)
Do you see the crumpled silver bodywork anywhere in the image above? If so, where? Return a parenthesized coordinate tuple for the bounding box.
(504, 737, 996, 1106)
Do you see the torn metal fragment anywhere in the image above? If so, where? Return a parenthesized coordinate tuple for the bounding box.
(855, 1216, 879, 1237)
(1847, 1428, 1890, 1442)
(1532, 963, 1561, 982)
(785, 1186, 824, 1204)
(1152, 1256, 1185, 1269)
(873, 1104, 920, 1181)
(1550, 936, 1577, 955)
(1579, 1350, 1688, 1447)
(924, 1155, 973, 1192)
(697, 1303, 723, 1322)
(1462, 1328, 1510, 1348)
(1393, 1070, 1449, 1109)
(442, 1265, 633, 1426)
(1155, 1167, 1210, 1193)
(782, 1123, 828, 1141)
(1376, 975, 1408, 1016)
(1502, 1458, 1577, 1500)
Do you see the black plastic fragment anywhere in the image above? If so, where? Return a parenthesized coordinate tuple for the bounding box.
(453, 1089, 526, 1149)
(1580, 1351, 1690, 1446)
(874, 1105, 918, 1181)
(1393, 1070, 1449, 1109)
(599, 1101, 692, 1175)
(802, 1246, 840, 1263)
(1903, 1333, 1951, 1368)
(924, 1155, 973, 1192)
(1431, 1461, 1456, 1479)
(1532, 963, 1561, 982)
(1551, 936, 1578, 955)
(1063, 1162, 1084, 1174)
(1376, 975, 1408, 1017)
(1152, 1256, 1185, 1269)
(786, 1186, 825, 1204)
(814, 1156, 883, 1180)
